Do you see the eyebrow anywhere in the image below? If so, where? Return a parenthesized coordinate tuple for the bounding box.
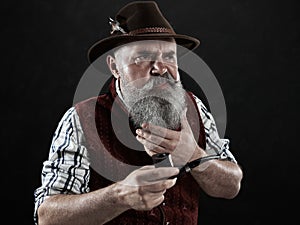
(136, 50, 176, 56)
(162, 51, 176, 56)
(136, 50, 154, 55)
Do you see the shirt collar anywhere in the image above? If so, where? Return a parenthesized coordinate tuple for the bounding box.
(115, 79, 125, 102)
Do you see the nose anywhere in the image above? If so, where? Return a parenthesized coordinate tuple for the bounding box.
(150, 60, 167, 76)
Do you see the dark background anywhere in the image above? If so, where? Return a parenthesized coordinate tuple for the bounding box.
(4, 0, 299, 224)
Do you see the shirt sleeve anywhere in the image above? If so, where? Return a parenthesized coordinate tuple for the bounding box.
(192, 94, 237, 163)
(33, 107, 90, 225)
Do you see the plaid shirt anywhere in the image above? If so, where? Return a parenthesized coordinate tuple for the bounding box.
(33, 93, 237, 224)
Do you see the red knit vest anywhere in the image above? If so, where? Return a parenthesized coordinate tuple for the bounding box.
(75, 79, 206, 225)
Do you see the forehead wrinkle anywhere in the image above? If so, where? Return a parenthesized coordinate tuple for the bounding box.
(116, 40, 176, 54)
(114, 40, 177, 70)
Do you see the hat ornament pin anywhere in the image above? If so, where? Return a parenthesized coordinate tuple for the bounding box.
(109, 17, 126, 34)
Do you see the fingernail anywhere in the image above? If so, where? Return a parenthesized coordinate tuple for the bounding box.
(169, 178, 177, 186)
(174, 167, 180, 174)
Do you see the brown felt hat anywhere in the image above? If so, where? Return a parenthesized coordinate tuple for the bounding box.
(87, 1, 200, 64)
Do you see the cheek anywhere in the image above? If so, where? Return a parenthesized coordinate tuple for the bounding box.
(166, 65, 179, 81)
(121, 65, 151, 87)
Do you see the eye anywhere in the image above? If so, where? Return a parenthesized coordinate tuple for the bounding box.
(163, 54, 176, 63)
(134, 54, 154, 64)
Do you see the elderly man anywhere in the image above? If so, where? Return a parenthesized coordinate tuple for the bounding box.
(34, 1, 243, 225)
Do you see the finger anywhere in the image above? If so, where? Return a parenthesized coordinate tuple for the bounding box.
(146, 168, 179, 182)
(180, 108, 190, 130)
(141, 186, 166, 195)
(139, 165, 155, 170)
(136, 129, 175, 150)
(141, 194, 165, 210)
(140, 145, 157, 157)
(146, 195, 165, 209)
(142, 178, 177, 193)
(141, 123, 178, 139)
(136, 135, 168, 153)
(136, 129, 165, 144)
(145, 193, 166, 203)
(137, 167, 179, 182)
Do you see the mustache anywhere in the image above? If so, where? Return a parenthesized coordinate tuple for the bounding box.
(138, 72, 179, 91)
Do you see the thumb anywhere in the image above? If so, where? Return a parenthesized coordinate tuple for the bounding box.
(180, 108, 189, 129)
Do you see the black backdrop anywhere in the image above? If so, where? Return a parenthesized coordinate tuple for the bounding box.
(4, 0, 299, 224)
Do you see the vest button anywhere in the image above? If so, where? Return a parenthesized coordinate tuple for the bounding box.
(162, 202, 166, 206)
(166, 222, 170, 225)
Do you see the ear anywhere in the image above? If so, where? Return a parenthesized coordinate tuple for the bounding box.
(106, 55, 120, 79)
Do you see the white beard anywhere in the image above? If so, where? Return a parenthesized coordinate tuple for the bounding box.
(121, 73, 187, 130)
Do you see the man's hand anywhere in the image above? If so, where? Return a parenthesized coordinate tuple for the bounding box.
(136, 109, 206, 167)
(116, 165, 179, 211)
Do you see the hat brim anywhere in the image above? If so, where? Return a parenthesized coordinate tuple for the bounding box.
(87, 33, 200, 64)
